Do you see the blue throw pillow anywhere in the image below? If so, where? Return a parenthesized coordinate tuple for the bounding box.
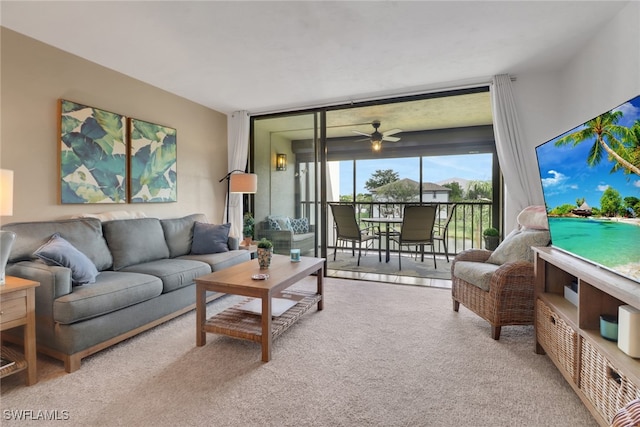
(289, 217, 309, 234)
(34, 233, 99, 285)
(267, 218, 282, 230)
(191, 222, 230, 255)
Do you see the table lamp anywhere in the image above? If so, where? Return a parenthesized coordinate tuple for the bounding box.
(0, 169, 16, 285)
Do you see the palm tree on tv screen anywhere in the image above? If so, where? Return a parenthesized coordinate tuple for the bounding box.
(554, 111, 640, 176)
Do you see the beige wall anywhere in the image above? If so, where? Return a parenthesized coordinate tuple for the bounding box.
(509, 1, 639, 231)
(0, 28, 228, 225)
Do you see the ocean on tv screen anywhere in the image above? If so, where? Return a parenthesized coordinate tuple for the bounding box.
(536, 94, 640, 283)
(548, 217, 640, 282)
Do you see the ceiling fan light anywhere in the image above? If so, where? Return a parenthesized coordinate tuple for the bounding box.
(371, 131, 383, 143)
(372, 141, 382, 151)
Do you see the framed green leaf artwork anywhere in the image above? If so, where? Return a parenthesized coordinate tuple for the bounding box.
(128, 118, 177, 203)
(59, 100, 127, 203)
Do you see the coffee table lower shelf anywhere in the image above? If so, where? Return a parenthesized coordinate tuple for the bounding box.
(204, 290, 321, 343)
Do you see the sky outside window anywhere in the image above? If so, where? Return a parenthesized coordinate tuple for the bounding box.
(339, 153, 493, 196)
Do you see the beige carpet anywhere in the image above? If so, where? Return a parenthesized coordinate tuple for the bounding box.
(1, 277, 597, 426)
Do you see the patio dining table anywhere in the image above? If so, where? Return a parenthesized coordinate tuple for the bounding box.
(362, 217, 403, 262)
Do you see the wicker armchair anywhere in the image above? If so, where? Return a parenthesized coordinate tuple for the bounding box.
(451, 227, 550, 340)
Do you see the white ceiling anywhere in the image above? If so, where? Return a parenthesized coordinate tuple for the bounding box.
(1, 1, 629, 116)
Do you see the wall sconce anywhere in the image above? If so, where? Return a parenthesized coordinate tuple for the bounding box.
(276, 154, 287, 171)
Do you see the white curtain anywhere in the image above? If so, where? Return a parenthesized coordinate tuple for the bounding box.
(226, 110, 250, 238)
(491, 74, 543, 221)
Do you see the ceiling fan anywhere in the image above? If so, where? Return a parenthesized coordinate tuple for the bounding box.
(352, 120, 402, 151)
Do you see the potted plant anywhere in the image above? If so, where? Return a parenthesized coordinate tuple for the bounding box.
(242, 212, 255, 246)
(482, 227, 500, 251)
(257, 238, 273, 269)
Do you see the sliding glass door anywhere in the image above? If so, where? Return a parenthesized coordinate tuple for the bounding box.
(249, 87, 500, 277)
(251, 112, 321, 256)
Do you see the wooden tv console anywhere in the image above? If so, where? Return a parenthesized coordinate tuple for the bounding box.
(534, 247, 640, 426)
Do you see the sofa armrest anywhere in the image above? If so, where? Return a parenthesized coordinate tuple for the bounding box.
(6, 261, 73, 320)
(453, 248, 492, 263)
(268, 230, 295, 251)
(6, 261, 72, 298)
(255, 220, 316, 254)
(451, 248, 492, 274)
(489, 261, 535, 294)
(227, 236, 240, 251)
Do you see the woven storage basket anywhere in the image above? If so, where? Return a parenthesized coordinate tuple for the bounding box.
(611, 398, 640, 427)
(579, 338, 640, 423)
(536, 299, 578, 382)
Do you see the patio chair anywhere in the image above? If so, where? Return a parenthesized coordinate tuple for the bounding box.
(433, 204, 457, 262)
(329, 204, 381, 266)
(390, 205, 437, 270)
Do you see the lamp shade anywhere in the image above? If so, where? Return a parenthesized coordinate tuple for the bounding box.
(0, 169, 14, 216)
(229, 173, 257, 194)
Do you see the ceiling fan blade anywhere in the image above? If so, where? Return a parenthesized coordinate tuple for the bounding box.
(383, 128, 402, 137)
(383, 136, 400, 142)
(352, 130, 371, 137)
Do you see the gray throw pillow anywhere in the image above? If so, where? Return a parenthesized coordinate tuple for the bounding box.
(191, 222, 230, 255)
(34, 233, 99, 285)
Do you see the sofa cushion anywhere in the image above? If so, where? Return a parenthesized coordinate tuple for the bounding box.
(53, 271, 163, 324)
(191, 222, 230, 254)
(181, 250, 251, 272)
(487, 228, 550, 265)
(292, 232, 314, 243)
(289, 217, 309, 234)
(103, 218, 170, 270)
(2, 218, 113, 271)
(453, 261, 500, 292)
(160, 213, 207, 258)
(34, 233, 99, 285)
(75, 211, 148, 222)
(121, 259, 211, 293)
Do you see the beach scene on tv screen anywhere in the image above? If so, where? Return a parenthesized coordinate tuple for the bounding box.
(536, 95, 640, 282)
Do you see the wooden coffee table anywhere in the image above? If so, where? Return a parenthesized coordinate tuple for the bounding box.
(195, 254, 324, 362)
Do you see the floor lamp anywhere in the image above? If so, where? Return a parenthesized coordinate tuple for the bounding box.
(218, 170, 258, 223)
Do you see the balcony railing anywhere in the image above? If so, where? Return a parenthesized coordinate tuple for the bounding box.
(328, 201, 494, 257)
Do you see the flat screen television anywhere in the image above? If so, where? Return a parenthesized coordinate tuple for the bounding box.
(535, 94, 640, 284)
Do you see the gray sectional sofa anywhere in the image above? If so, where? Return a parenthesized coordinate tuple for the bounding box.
(2, 213, 250, 372)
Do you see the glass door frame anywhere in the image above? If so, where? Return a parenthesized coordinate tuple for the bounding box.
(249, 86, 501, 272)
(249, 111, 323, 258)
